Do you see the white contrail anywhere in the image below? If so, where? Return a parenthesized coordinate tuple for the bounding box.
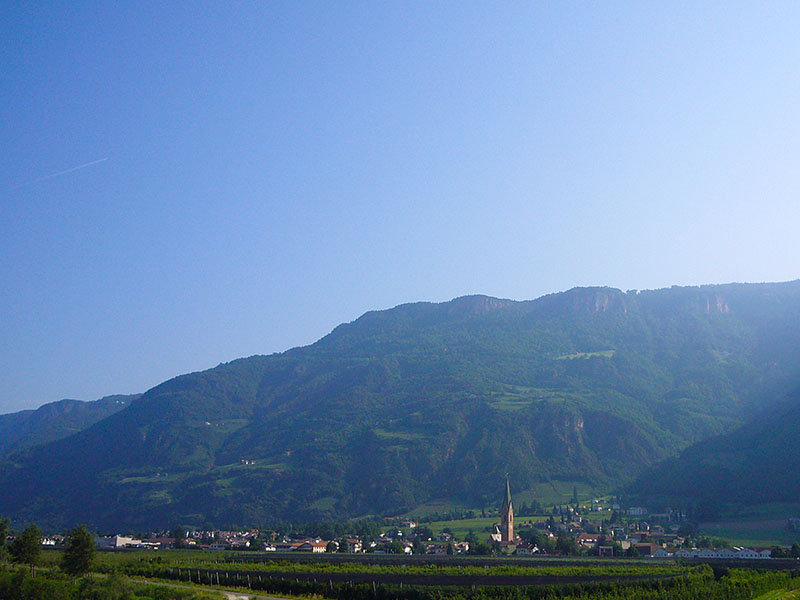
(13, 157, 109, 189)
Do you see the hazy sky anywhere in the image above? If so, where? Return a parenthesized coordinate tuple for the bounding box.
(2, 2, 800, 412)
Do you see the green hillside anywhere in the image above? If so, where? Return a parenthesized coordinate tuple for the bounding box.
(0, 394, 137, 455)
(1, 282, 799, 530)
(630, 388, 800, 511)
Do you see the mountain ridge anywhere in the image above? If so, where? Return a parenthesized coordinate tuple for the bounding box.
(1, 280, 799, 530)
(0, 394, 138, 456)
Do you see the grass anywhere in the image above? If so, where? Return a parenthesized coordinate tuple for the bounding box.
(755, 589, 800, 600)
(310, 496, 337, 510)
(199, 418, 251, 433)
(214, 461, 289, 473)
(373, 428, 425, 441)
(701, 502, 800, 546)
(147, 489, 173, 503)
(424, 517, 497, 537)
(488, 398, 535, 411)
(486, 385, 572, 411)
(515, 481, 612, 506)
(699, 522, 800, 547)
(118, 472, 185, 484)
(725, 503, 800, 521)
(403, 499, 471, 517)
(556, 350, 616, 360)
(406, 482, 613, 528)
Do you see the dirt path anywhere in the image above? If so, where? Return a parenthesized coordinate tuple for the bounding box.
(134, 577, 288, 599)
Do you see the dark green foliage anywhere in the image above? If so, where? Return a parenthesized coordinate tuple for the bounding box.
(3, 282, 800, 529)
(0, 515, 9, 561)
(61, 524, 95, 578)
(0, 394, 136, 456)
(632, 387, 800, 507)
(467, 541, 492, 555)
(172, 526, 187, 549)
(0, 568, 218, 599)
(10, 525, 41, 574)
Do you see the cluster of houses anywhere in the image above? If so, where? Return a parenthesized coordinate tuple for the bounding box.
(90, 526, 467, 555)
(268, 530, 470, 555)
(70, 489, 796, 561)
(89, 524, 776, 560)
(657, 547, 772, 559)
(94, 529, 260, 551)
(498, 500, 779, 560)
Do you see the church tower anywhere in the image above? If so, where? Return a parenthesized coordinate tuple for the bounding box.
(500, 476, 514, 543)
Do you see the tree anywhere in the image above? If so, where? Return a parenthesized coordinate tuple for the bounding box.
(772, 546, 789, 558)
(0, 517, 9, 562)
(10, 525, 42, 575)
(791, 542, 800, 559)
(468, 541, 492, 555)
(172, 526, 187, 549)
(326, 540, 338, 553)
(62, 525, 95, 580)
(678, 521, 699, 538)
(555, 532, 580, 556)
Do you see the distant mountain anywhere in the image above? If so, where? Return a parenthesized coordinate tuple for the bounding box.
(629, 388, 800, 511)
(0, 394, 137, 455)
(1, 282, 800, 530)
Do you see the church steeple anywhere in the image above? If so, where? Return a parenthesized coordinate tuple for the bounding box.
(500, 476, 514, 543)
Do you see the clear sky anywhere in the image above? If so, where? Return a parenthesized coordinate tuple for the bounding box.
(2, 2, 799, 412)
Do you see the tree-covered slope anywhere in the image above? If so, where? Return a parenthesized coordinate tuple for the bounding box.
(1, 282, 799, 530)
(0, 394, 136, 456)
(630, 388, 800, 507)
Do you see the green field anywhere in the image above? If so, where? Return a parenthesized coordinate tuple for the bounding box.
(407, 481, 612, 523)
(424, 516, 497, 537)
(755, 589, 800, 600)
(700, 521, 800, 547)
(556, 350, 616, 360)
(701, 503, 800, 546)
(373, 428, 425, 441)
(514, 481, 611, 506)
(488, 397, 536, 411)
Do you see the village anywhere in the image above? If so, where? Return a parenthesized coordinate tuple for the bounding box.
(77, 483, 792, 561)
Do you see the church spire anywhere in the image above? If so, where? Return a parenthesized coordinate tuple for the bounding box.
(500, 475, 514, 543)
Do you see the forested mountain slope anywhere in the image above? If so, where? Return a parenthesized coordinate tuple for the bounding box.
(630, 388, 800, 508)
(1, 281, 799, 530)
(0, 394, 136, 456)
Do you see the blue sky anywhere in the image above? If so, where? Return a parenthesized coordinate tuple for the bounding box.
(2, 2, 800, 412)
